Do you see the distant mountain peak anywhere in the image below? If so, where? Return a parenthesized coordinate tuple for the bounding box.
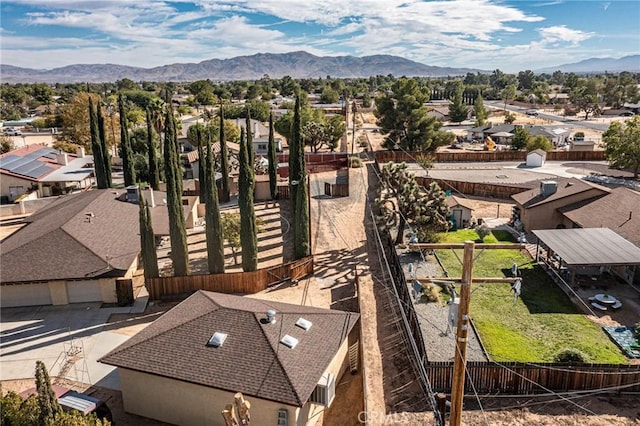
(537, 55, 640, 73)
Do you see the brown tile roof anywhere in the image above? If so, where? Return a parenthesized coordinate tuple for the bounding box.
(511, 177, 609, 208)
(1, 189, 140, 283)
(561, 187, 640, 246)
(100, 291, 359, 407)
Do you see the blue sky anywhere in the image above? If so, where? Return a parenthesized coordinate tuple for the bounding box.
(1, 0, 638, 73)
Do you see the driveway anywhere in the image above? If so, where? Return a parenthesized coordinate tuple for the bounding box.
(1, 302, 140, 390)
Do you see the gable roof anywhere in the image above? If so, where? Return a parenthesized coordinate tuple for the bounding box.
(560, 187, 640, 247)
(100, 291, 359, 407)
(446, 195, 475, 211)
(511, 177, 609, 208)
(1, 189, 141, 283)
(527, 149, 547, 158)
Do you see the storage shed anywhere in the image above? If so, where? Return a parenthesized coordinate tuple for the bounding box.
(526, 149, 547, 167)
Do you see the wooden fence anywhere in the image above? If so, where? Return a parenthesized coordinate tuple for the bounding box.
(146, 256, 314, 300)
(375, 150, 606, 164)
(427, 361, 640, 394)
(416, 177, 533, 199)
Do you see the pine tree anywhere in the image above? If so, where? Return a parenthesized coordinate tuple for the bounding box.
(164, 107, 189, 276)
(219, 103, 231, 202)
(204, 129, 225, 274)
(139, 194, 159, 279)
(96, 102, 112, 187)
(268, 111, 278, 200)
(35, 360, 61, 426)
(146, 108, 160, 190)
(245, 108, 254, 166)
(89, 97, 107, 189)
(473, 93, 489, 126)
(238, 127, 258, 272)
(449, 84, 469, 123)
(118, 94, 137, 186)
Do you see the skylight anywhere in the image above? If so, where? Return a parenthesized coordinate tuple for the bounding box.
(295, 317, 312, 331)
(280, 334, 299, 349)
(206, 332, 227, 347)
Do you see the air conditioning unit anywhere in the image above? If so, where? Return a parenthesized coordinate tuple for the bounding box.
(309, 373, 336, 407)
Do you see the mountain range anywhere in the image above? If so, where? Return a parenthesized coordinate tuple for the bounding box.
(0, 51, 481, 84)
(2, 51, 638, 84)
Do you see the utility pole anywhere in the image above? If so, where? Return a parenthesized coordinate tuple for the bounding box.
(408, 241, 525, 426)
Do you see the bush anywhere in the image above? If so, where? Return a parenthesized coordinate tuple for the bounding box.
(554, 348, 589, 363)
(475, 224, 491, 241)
(634, 322, 640, 340)
(349, 156, 362, 168)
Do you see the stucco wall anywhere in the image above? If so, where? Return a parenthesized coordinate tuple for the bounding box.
(119, 369, 299, 426)
(49, 281, 68, 305)
(519, 189, 606, 231)
(99, 278, 117, 303)
(0, 174, 33, 201)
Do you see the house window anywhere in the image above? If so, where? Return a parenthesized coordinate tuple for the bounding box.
(258, 144, 267, 152)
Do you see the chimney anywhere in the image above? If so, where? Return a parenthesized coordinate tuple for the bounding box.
(149, 188, 156, 208)
(76, 146, 85, 158)
(56, 152, 69, 166)
(266, 309, 276, 324)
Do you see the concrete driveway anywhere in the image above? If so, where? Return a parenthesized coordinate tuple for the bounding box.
(1, 302, 137, 390)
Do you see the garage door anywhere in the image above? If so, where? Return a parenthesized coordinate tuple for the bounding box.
(66, 280, 103, 303)
(1, 283, 52, 307)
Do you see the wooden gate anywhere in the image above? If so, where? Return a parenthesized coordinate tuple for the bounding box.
(289, 257, 315, 281)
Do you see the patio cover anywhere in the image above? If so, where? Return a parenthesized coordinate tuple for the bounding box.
(533, 228, 640, 266)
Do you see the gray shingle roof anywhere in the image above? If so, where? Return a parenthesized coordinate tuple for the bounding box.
(1, 189, 141, 283)
(100, 291, 359, 406)
(511, 177, 609, 208)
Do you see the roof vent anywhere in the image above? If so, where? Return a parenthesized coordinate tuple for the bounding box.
(266, 309, 277, 324)
(280, 334, 299, 349)
(295, 317, 312, 331)
(206, 332, 227, 347)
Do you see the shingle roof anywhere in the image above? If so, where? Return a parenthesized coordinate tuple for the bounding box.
(511, 177, 609, 208)
(100, 291, 359, 407)
(446, 195, 475, 211)
(560, 187, 640, 247)
(1, 189, 141, 283)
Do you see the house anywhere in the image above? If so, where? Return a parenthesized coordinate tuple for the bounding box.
(526, 149, 547, 167)
(0, 145, 94, 202)
(465, 125, 568, 147)
(231, 118, 282, 155)
(100, 291, 359, 426)
(446, 195, 474, 228)
(569, 139, 596, 152)
(511, 178, 610, 231)
(0, 190, 141, 307)
(560, 187, 640, 247)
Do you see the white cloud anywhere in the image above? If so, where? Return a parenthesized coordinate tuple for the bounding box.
(537, 25, 593, 44)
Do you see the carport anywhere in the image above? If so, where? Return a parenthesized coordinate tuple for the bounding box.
(532, 228, 640, 286)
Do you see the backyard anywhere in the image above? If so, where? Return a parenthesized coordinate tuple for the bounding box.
(435, 229, 628, 364)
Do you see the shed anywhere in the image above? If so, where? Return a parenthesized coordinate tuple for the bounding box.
(446, 195, 475, 228)
(526, 149, 547, 167)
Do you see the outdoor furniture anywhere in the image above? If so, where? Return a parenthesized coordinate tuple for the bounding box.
(611, 301, 622, 310)
(594, 294, 618, 305)
(591, 302, 608, 311)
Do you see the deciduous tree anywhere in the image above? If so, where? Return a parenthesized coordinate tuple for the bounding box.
(603, 116, 640, 178)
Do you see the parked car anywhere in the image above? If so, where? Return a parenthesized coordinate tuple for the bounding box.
(3, 128, 22, 136)
(619, 111, 634, 117)
(525, 110, 539, 116)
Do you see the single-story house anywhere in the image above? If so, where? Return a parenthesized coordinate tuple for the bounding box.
(100, 291, 360, 426)
(511, 178, 609, 231)
(0, 145, 93, 202)
(0, 189, 141, 307)
(560, 187, 640, 247)
(466, 125, 569, 146)
(570, 139, 596, 152)
(526, 149, 547, 167)
(446, 195, 474, 228)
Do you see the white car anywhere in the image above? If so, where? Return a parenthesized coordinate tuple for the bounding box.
(3, 128, 22, 136)
(525, 110, 539, 116)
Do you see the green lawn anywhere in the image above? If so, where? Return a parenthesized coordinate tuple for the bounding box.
(434, 229, 627, 364)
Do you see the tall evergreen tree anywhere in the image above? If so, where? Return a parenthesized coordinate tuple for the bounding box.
(473, 93, 489, 126)
(219, 103, 231, 202)
(204, 128, 225, 274)
(290, 96, 310, 259)
(35, 360, 61, 426)
(448, 84, 469, 123)
(118, 94, 137, 186)
(164, 107, 189, 276)
(294, 172, 310, 258)
(245, 108, 254, 166)
(146, 108, 160, 189)
(268, 111, 278, 200)
(89, 97, 108, 189)
(197, 136, 205, 199)
(139, 194, 159, 279)
(289, 96, 302, 231)
(238, 127, 258, 271)
(96, 102, 112, 187)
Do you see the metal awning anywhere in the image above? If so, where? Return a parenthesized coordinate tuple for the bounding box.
(533, 228, 640, 266)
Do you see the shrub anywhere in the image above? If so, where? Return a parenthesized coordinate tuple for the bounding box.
(554, 348, 589, 363)
(349, 156, 362, 168)
(475, 223, 490, 241)
(634, 322, 640, 340)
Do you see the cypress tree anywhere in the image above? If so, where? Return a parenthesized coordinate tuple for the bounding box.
(291, 96, 310, 258)
(35, 360, 61, 426)
(268, 111, 278, 200)
(146, 108, 160, 190)
(289, 96, 302, 234)
(204, 129, 225, 274)
(294, 173, 310, 258)
(89, 97, 107, 189)
(219, 103, 231, 202)
(245, 108, 254, 167)
(164, 108, 189, 276)
(97, 101, 112, 187)
(238, 127, 258, 271)
(119, 94, 137, 186)
(139, 193, 159, 278)
(197, 135, 205, 199)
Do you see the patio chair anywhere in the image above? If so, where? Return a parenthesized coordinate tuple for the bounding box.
(591, 302, 607, 311)
(611, 301, 622, 310)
